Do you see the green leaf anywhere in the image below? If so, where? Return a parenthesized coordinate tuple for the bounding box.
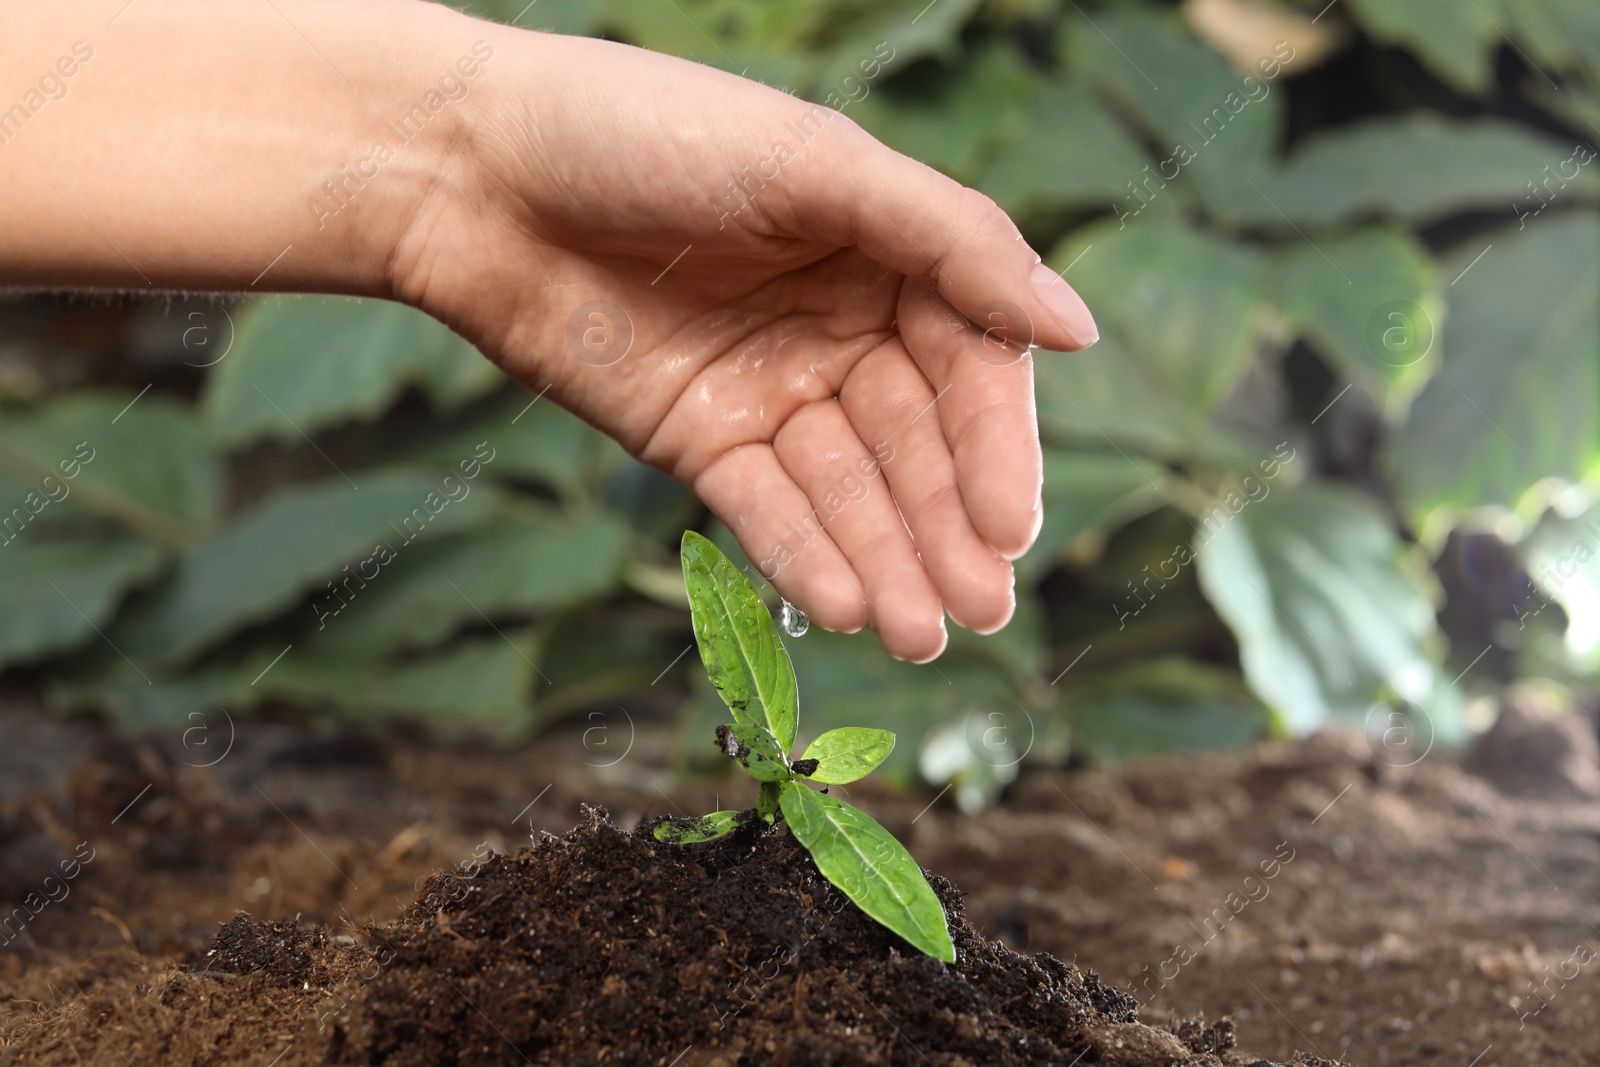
(780, 785, 954, 963)
(1019, 449, 1168, 584)
(1275, 228, 1443, 415)
(1344, 0, 1497, 94)
(1499, 0, 1600, 74)
(533, 605, 696, 724)
(800, 727, 894, 784)
(1262, 118, 1599, 229)
(1397, 214, 1599, 519)
(678, 628, 1015, 787)
(1067, 658, 1268, 761)
(979, 76, 1153, 221)
(1065, 219, 1264, 406)
(265, 635, 533, 738)
(399, 392, 629, 498)
(68, 629, 537, 735)
(604, 463, 699, 541)
(1064, 9, 1285, 222)
(942, 592, 1050, 681)
(1525, 497, 1600, 667)
(681, 530, 798, 750)
(116, 470, 501, 663)
(1499, 0, 1600, 124)
(653, 810, 744, 845)
(1195, 485, 1449, 733)
(203, 297, 502, 449)
(48, 660, 250, 729)
(591, 0, 811, 84)
(715, 722, 791, 782)
(850, 42, 1033, 183)
(305, 508, 628, 660)
(0, 392, 221, 544)
(449, 0, 596, 33)
(0, 463, 92, 534)
(807, 0, 985, 97)
(0, 535, 168, 670)
(1038, 217, 1264, 458)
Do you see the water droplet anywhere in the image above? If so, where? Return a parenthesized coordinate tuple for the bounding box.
(778, 599, 809, 638)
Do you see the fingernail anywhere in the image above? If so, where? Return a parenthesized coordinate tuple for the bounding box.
(972, 584, 1016, 636)
(996, 498, 1044, 561)
(906, 618, 949, 664)
(1030, 262, 1098, 348)
(1026, 499, 1044, 548)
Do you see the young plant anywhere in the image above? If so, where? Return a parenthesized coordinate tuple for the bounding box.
(653, 531, 956, 963)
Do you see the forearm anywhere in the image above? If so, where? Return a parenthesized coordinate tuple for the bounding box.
(0, 0, 483, 296)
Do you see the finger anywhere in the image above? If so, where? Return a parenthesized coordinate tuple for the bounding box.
(838, 338, 1016, 633)
(773, 399, 947, 662)
(788, 114, 1098, 352)
(894, 278, 1043, 560)
(693, 443, 870, 636)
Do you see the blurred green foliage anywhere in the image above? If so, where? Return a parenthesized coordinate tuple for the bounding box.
(2, 0, 1596, 808)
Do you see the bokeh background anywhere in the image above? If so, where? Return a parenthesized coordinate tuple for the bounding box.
(1, 0, 1595, 808)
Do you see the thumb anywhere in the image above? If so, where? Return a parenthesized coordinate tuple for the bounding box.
(796, 117, 1099, 352)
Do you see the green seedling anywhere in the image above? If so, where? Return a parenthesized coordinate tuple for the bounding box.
(653, 531, 956, 963)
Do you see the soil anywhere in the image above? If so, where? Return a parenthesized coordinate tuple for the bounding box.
(0, 697, 1596, 1066)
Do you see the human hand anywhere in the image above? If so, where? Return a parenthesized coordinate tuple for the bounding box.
(393, 25, 1099, 662)
(0, 1, 1097, 663)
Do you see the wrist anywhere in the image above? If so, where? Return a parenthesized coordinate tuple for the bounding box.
(308, 4, 511, 301)
(381, 17, 567, 348)
(281, 0, 505, 301)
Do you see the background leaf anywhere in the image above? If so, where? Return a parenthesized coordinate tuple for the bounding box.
(1065, 7, 1284, 222)
(401, 394, 628, 499)
(1195, 485, 1451, 732)
(0, 393, 220, 543)
(850, 42, 1033, 183)
(1038, 217, 1264, 459)
(266, 635, 535, 738)
(203, 297, 502, 449)
(116, 470, 501, 663)
(979, 76, 1152, 221)
(1344, 0, 1496, 94)
(1524, 497, 1600, 667)
(306, 508, 629, 660)
(1019, 449, 1168, 584)
(0, 535, 168, 670)
(1067, 658, 1268, 761)
(1398, 214, 1599, 519)
(1274, 228, 1443, 414)
(1262, 118, 1599, 228)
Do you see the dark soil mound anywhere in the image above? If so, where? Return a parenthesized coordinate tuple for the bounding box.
(193, 806, 1322, 1066)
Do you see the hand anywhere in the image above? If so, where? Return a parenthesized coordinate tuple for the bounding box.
(394, 27, 1099, 662)
(0, 1, 1097, 664)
